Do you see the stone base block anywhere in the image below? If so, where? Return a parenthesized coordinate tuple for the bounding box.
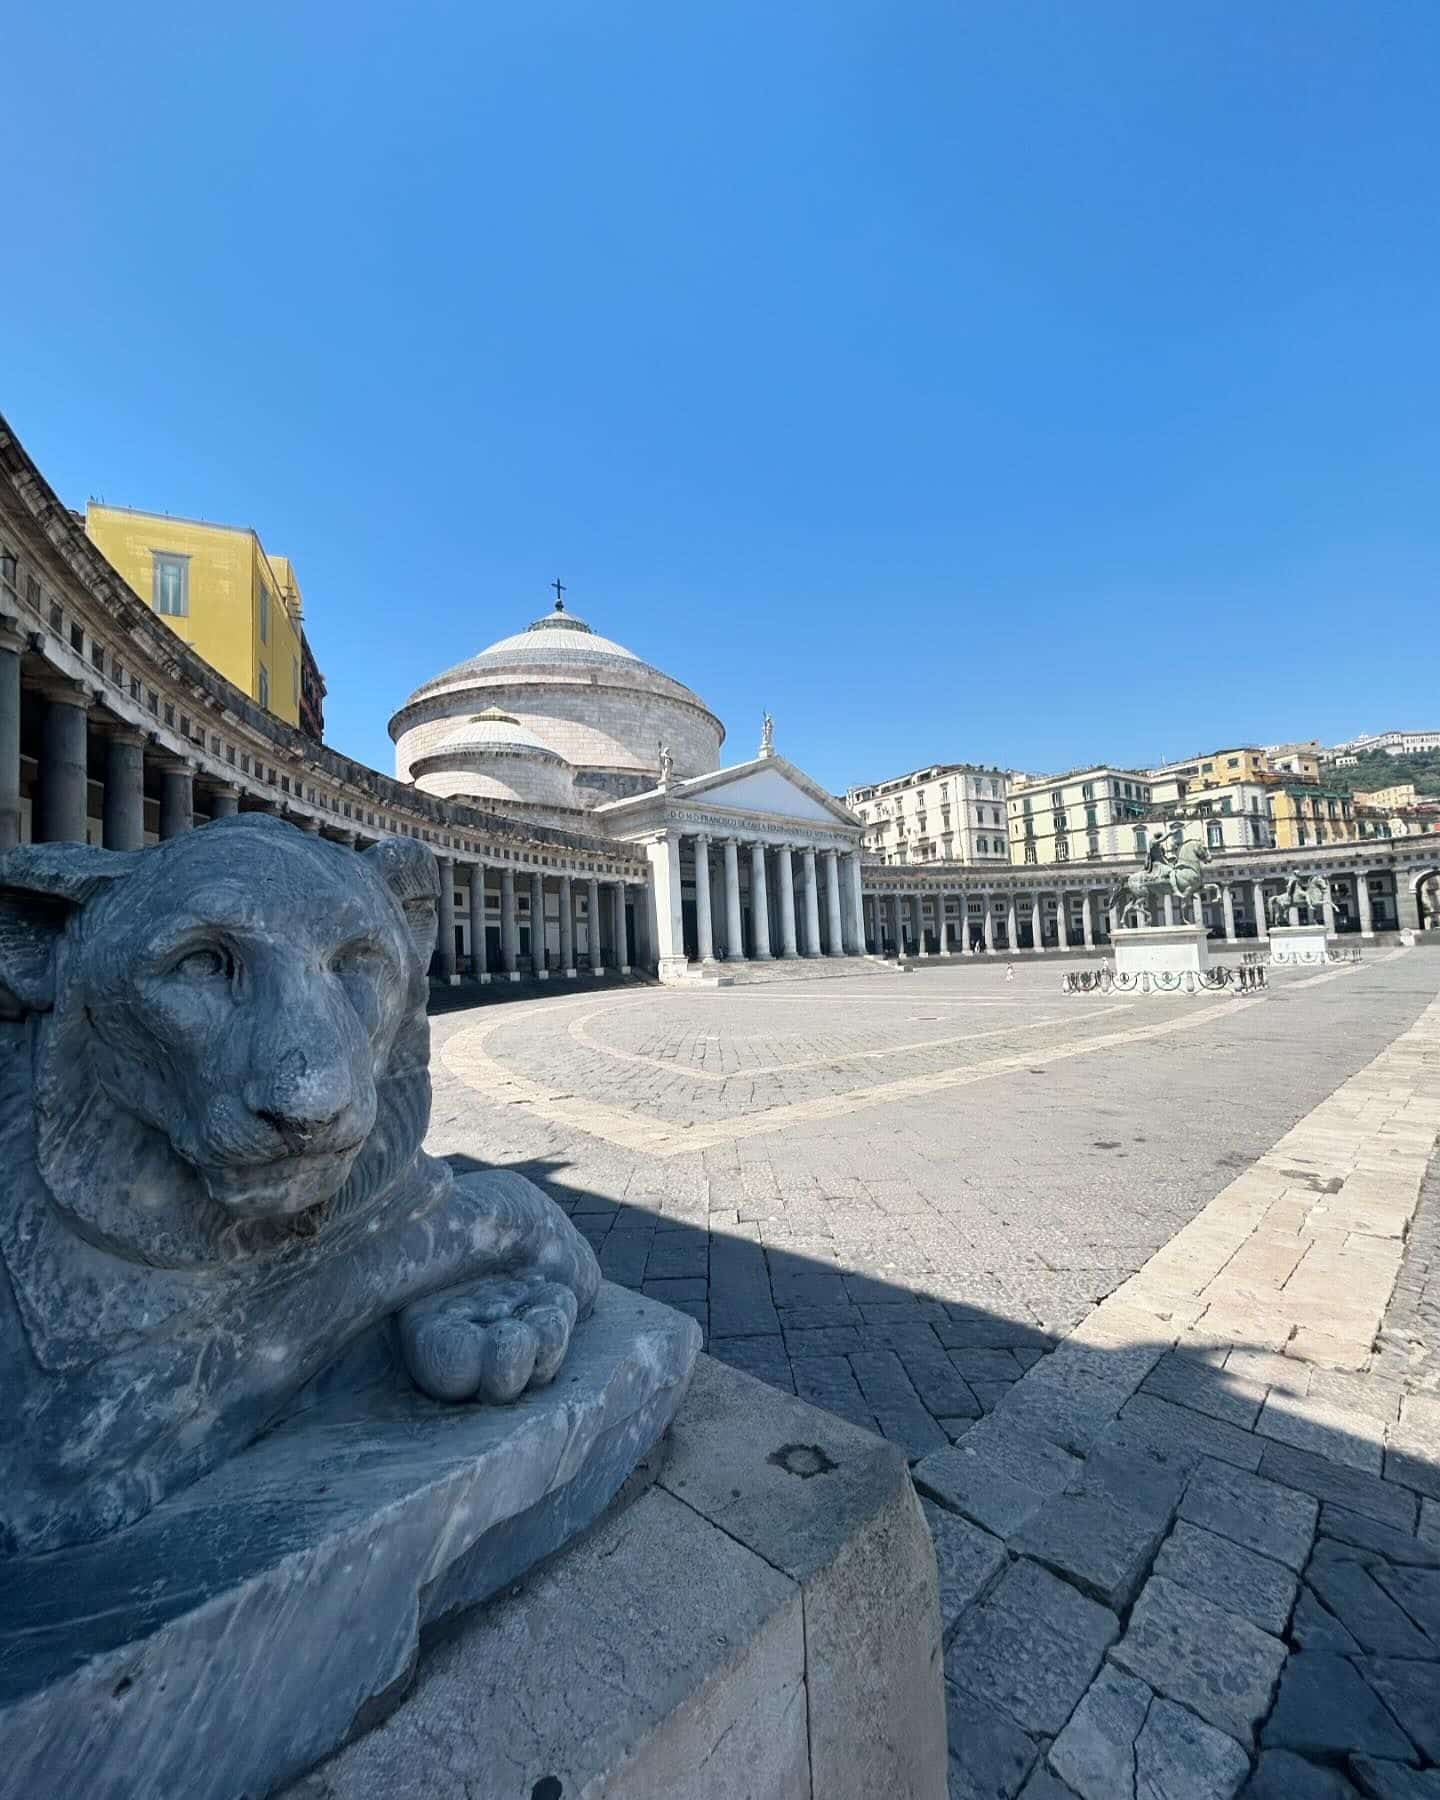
(657, 954, 691, 984)
(281, 1358, 948, 1800)
(1267, 923, 1331, 965)
(0, 1286, 700, 1800)
(1113, 923, 1211, 979)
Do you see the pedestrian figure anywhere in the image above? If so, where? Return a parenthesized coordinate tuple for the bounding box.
(1005, 962, 1015, 982)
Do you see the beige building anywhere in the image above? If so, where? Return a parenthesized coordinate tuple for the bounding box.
(1007, 766, 1156, 865)
(846, 764, 1010, 866)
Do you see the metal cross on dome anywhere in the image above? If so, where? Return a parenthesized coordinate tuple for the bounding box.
(552, 578, 566, 611)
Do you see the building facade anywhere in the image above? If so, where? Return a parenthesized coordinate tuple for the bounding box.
(1006, 766, 1158, 865)
(1327, 729, 1440, 760)
(83, 503, 320, 733)
(846, 764, 1010, 865)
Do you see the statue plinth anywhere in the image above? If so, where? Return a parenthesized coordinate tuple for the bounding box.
(1112, 922, 1211, 981)
(1266, 922, 1331, 966)
(0, 1284, 700, 1800)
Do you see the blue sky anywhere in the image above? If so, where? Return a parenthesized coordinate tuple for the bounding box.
(4, 2, 1437, 789)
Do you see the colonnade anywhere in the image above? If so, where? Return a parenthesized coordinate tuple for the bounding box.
(862, 867, 1419, 955)
(433, 859, 642, 984)
(650, 831, 869, 968)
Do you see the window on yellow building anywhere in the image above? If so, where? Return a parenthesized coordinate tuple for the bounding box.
(258, 665, 270, 711)
(259, 585, 270, 644)
(153, 552, 189, 617)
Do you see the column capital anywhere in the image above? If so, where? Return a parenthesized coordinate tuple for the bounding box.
(36, 677, 93, 710)
(155, 753, 195, 776)
(0, 617, 27, 657)
(101, 721, 150, 748)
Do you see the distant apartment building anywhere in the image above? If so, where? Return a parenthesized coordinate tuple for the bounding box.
(84, 503, 325, 737)
(847, 764, 1011, 865)
(1006, 766, 1157, 864)
(1326, 729, 1440, 761)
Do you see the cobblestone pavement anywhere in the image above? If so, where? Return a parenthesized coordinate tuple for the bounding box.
(427, 950, 1440, 1797)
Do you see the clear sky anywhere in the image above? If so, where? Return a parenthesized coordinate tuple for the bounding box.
(4, 2, 1437, 790)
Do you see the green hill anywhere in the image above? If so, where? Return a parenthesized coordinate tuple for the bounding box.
(1324, 750, 1440, 798)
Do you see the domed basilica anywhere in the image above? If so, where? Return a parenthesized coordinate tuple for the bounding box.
(391, 593, 869, 979)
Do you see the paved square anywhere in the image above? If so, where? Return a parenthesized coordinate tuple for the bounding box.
(429, 950, 1432, 1452)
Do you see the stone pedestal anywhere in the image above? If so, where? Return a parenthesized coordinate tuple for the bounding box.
(1112, 922, 1211, 981)
(0, 1287, 701, 1800)
(658, 954, 692, 984)
(1266, 922, 1331, 965)
(278, 1357, 947, 1800)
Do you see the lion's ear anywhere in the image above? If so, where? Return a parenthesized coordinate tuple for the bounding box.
(362, 837, 440, 970)
(0, 844, 141, 1018)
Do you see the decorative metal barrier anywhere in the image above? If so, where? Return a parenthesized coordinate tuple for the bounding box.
(1268, 943, 1364, 968)
(1063, 965, 1268, 996)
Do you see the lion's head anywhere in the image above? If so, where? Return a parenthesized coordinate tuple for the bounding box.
(0, 816, 442, 1267)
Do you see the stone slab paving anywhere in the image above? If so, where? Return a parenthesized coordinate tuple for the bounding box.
(915, 980, 1440, 1798)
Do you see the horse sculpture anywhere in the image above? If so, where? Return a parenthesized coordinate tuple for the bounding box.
(1105, 836, 1220, 929)
(1266, 872, 1329, 929)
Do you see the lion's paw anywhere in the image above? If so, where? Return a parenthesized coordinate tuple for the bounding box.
(398, 1275, 580, 1404)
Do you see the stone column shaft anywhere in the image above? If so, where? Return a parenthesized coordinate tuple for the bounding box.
(614, 882, 632, 970)
(1081, 892, 1095, 949)
(587, 876, 602, 971)
(984, 897, 996, 951)
(751, 842, 773, 959)
(470, 865, 489, 979)
(530, 871, 547, 977)
(723, 839, 745, 962)
(1252, 881, 1268, 941)
(1357, 873, 1374, 937)
(823, 850, 845, 956)
(159, 763, 194, 840)
(501, 867, 519, 976)
(912, 894, 926, 955)
(436, 858, 458, 983)
(208, 783, 240, 821)
(103, 731, 147, 851)
(776, 847, 798, 958)
(799, 848, 820, 957)
(1222, 885, 1237, 942)
(847, 853, 866, 955)
(648, 835, 685, 976)
(559, 874, 575, 975)
(1030, 896, 1043, 951)
(37, 691, 91, 844)
(1004, 896, 1016, 952)
(693, 835, 715, 962)
(0, 631, 22, 850)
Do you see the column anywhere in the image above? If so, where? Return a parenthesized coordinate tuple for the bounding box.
(954, 890, 967, 954)
(470, 864, 490, 982)
(886, 895, 900, 954)
(647, 833, 686, 977)
(207, 782, 240, 821)
(501, 867, 519, 977)
(847, 853, 866, 955)
(1162, 892, 1176, 927)
(985, 897, 997, 951)
(1030, 895, 1042, 952)
(1357, 872, 1375, 938)
(587, 876, 603, 972)
(692, 835, 715, 963)
(1222, 885, 1237, 942)
(558, 874, 576, 976)
(750, 841, 773, 959)
(0, 624, 23, 850)
(158, 760, 194, 840)
(1081, 892, 1095, 949)
(36, 687, 91, 844)
(823, 850, 845, 956)
(1253, 881, 1269, 942)
(614, 881, 632, 971)
(723, 838, 745, 962)
(529, 871, 548, 978)
(776, 845, 798, 958)
(1003, 895, 1016, 952)
(912, 894, 927, 955)
(1054, 890, 1067, 951)
(798, 848, 820, 957)
(934, 893, 949, 956)
(102, 728, 147, 851)
(436, 857, 458, 984)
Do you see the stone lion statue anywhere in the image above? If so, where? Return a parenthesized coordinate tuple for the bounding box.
(0, 815, 600, 1556)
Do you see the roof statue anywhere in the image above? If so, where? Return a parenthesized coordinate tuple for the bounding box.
(760, 709, 774, 757)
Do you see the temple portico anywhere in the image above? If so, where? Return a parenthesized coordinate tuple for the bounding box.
(596, 752, 869, 981)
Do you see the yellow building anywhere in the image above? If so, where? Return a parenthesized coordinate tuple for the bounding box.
(1270, 784, 1393, 850)
(84, 503, 309, 730)
(1149, 746, 1278, 789)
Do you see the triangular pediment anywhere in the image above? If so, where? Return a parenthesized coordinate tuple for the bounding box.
(668, 755, 859, 828)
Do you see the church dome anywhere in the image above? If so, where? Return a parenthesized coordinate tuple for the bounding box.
(407, 707, 577, 811)
(389, 596, 725, 809)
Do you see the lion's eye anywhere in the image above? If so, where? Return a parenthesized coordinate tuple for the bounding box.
(173, 947, 233, 981)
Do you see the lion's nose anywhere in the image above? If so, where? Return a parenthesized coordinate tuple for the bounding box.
(250, 1047, 356, 1151)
